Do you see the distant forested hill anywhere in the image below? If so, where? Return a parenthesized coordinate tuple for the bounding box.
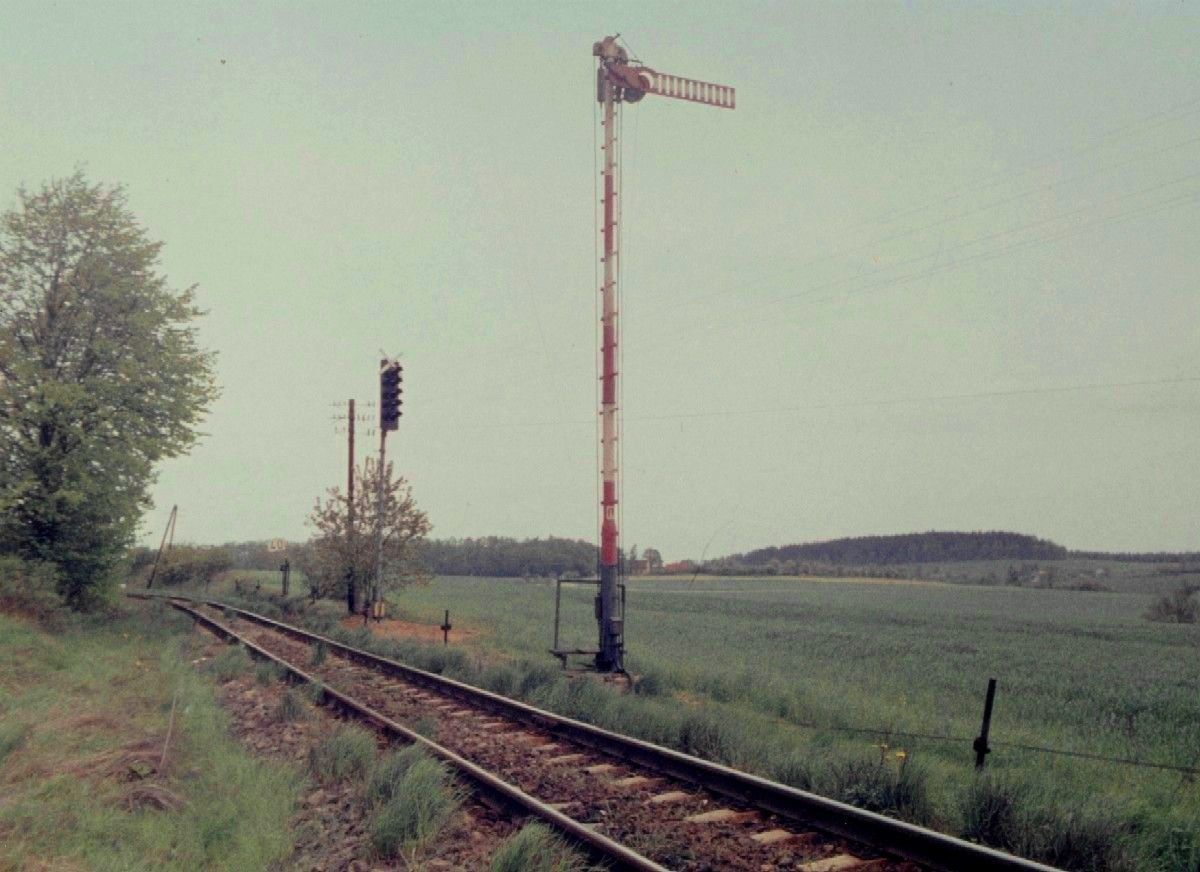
(725, 531, 1068, 567)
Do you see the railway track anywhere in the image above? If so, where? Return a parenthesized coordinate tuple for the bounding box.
(135, 593, 1058, 872)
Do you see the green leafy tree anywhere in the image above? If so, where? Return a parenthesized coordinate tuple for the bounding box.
(0, 173, 217, 608)
(304, 459, 431, 610)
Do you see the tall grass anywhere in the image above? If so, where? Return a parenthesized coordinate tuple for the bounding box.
(365, 745, 427, 807)
(273, 687, 307, 723)
(199, 581, 1200, 871)
(206, 645, 251, 681)
(0, 605, 297, 870)
(490, 823, 587, 872)
(307, 727, 375, 784)
(0, 721, 30, 765)
(367, 754, 461, 860)
(254, 661, 283, 685)
(960, 774, 1141, 870)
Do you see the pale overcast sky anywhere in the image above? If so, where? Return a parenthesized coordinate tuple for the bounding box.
(3, 2, 1197, 558)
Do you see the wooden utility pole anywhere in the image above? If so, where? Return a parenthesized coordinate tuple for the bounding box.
(146, 505, 178, 589)
(346, 398, 357, 615)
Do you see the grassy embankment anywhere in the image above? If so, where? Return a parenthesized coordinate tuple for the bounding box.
(0, 600, 297, 870)
(250, 572, 1194, 871)
(190, 570, 1200, 869)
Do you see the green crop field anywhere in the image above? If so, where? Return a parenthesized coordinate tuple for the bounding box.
(382, 574, 1200, 870)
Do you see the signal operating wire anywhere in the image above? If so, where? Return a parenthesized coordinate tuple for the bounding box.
(678, 184, 1200, 341)
(402, 375, 1200, 431)
(764, 719, 1200, 777)
(645, 132, 1200, 319)
(748, 172, 1200, 311)
(627, 375, 1200, 423)
(841, 94, 1200, 234)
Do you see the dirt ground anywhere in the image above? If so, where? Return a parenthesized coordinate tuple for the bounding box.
(338, 615, 480, 645)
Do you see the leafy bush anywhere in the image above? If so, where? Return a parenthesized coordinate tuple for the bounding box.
(1145, 586, 1199, 623)
(307, 727, 375, 784)
(490, 823, 586, 872)
(0, 556, 63, 619)
(154, 546, 233, 588)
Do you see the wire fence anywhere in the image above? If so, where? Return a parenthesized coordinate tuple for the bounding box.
(782, 685, 1200, 778)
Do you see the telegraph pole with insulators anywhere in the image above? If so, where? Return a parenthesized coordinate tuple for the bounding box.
(591, 36, 735, 672)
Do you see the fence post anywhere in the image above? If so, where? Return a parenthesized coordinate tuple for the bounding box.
(440, 609, 452, 646)
(553, 578, 562, 653)
(973, 678, 997, 769)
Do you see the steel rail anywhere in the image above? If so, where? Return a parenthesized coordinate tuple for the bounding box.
(142, 593, 1059, 872)
(166, 599, 667, 872)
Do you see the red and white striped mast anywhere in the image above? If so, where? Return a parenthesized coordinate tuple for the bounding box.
(591, 36, 735, 672)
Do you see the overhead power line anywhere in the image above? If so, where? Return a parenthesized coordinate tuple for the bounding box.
(681, 184, 1200, 341)
(405, 375, 1200, 431)
(845, 94, 1200, 233)
(649, 132, 1200, 319)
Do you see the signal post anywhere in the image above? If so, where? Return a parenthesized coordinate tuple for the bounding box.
(590, 37, 734, 672)
(374, 358, 403, 619)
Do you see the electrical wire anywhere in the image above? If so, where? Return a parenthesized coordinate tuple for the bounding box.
(750, 171, 1200, 311)
(682, 185, 1200, 342)
(842, 94, 1200, 234)
(645, 132, 1200, 319)
(401, 374, 1200, 431)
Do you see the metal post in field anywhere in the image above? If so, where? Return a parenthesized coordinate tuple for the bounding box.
(974, 678, 998, 769)
(553, 578, 563, 653)
(440, 609, 452, 646)
(280, 558, 290, 597)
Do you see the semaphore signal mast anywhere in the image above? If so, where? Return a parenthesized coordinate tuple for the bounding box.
(591, 36, 734, 672)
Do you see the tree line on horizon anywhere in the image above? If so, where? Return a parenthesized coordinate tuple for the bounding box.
(702, 531, 1200, 574)
(721, 531, 1070, 569)
(134, 535, 600, 584)
(136, 530, 1200, 588)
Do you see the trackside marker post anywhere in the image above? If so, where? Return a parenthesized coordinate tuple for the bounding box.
(974, 678, 998, 769)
